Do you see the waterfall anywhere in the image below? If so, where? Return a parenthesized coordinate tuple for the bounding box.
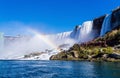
(100, 14, 112, 36)
(46, 21, 94, 48)
(75, 21, 94, 42)
(70, 21, 94, 43)
(70, 25, 81, 40)
(56, 31, 71, 40)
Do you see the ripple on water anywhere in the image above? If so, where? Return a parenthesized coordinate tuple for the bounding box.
(0, 61, 120, 78)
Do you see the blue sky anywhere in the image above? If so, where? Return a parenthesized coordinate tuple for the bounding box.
(0, 0, 120, 35)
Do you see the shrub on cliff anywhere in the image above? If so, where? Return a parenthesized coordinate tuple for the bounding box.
(101, 47, 113, 54)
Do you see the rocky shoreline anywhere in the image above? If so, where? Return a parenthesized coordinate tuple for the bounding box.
(50, 52, 120, 62)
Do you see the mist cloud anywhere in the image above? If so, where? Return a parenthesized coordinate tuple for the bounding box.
(0, 21, 75, 59)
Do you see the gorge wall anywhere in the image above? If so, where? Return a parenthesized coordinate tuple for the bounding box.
(111, 7, 120, 29)
(93, 7, 120, 37)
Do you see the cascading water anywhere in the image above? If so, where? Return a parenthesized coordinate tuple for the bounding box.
(72, 21, 94, 42)
(100, 14, 112, 36)
(79, 21, 94, 42)
(70, 21, 94, 43)
(70, 25, 81, 40)
(47, 31, 75, 47)
(55, 31, 71, 40)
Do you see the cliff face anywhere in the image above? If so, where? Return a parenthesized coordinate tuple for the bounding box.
(93, 15, 106, 37)
(92, 7, 120, 37)
(112, 7, 120, 29)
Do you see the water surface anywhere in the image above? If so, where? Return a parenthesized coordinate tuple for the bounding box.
(0, 60, 120, 78)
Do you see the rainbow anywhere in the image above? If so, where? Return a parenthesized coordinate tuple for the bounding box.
(28, 29, 60, 51)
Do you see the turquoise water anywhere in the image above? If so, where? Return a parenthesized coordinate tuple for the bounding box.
(0, 60, 120, 78)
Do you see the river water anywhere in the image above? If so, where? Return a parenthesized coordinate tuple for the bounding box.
(0, 60, 120, 78)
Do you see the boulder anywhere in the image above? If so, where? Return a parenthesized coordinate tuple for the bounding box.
(108, 53, 120, 59)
